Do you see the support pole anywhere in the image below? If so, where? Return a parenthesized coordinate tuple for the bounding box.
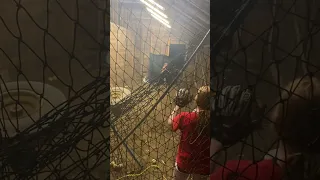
(111, 124, 144, 170)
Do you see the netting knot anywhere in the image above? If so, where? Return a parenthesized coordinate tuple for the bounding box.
(16, 3, 22, 9)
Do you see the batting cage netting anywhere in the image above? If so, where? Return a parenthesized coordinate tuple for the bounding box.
(1, 0, 320, 179)
(109, 0, 320, 179)
(109, 0, 209, 179)
(211, 0, 320, 180)
(0, 0, 109, 179)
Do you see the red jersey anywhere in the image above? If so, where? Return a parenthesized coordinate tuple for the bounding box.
(210, 159, 283, 180)
(172, 112, 210, 175)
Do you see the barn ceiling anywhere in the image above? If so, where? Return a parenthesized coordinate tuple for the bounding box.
(114, 0, 210, 45)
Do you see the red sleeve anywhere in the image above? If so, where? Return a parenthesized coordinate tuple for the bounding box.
(210, 160, 251, 180)
(210, 160, 283, 180)
(172, 113, 185, 131)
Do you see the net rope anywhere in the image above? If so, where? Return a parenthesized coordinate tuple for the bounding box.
(211, 0, 320, 179)
(109, 1, 210, 179)
(0, 0, 109, 179)
(110, 0, 320, 179)
(0, 0, 319, 179)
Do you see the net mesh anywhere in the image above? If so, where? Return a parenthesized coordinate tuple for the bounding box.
(111, 0, 320, 179)
(0, 0, 320, 179)
(109, 0, 210, 179)
(0, 0, 109, 179)
(211, 0, 320, 179)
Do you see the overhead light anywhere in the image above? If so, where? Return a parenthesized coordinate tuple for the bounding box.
(147, 0, 165, 11)
(146, 8, 169, 24)
(150, 13, 171, 28)
(140, 0, 168, 18)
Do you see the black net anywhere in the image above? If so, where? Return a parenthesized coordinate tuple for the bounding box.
(0, 0, 109, 179)
(211, 0, 320, 179)
(109, 0, 209, 179)
(111, 0, 320, 179)
(1, 0, 320, 179)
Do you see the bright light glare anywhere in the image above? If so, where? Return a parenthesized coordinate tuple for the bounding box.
(140, 0, 168, 18)
(146, 8, 169, 24)
(147, 0, 165, 10)
(150, 13, 171, 28)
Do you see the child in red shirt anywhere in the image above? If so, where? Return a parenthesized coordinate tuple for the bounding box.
(210, 76, 320, 180)
(168, 86, 211, 180)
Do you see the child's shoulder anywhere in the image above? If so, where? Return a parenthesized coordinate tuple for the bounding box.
(179, 111, 198, 119)
(175, 111, 198, 126)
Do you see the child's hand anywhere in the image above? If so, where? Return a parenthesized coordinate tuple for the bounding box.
(167, 105, 181, 131)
